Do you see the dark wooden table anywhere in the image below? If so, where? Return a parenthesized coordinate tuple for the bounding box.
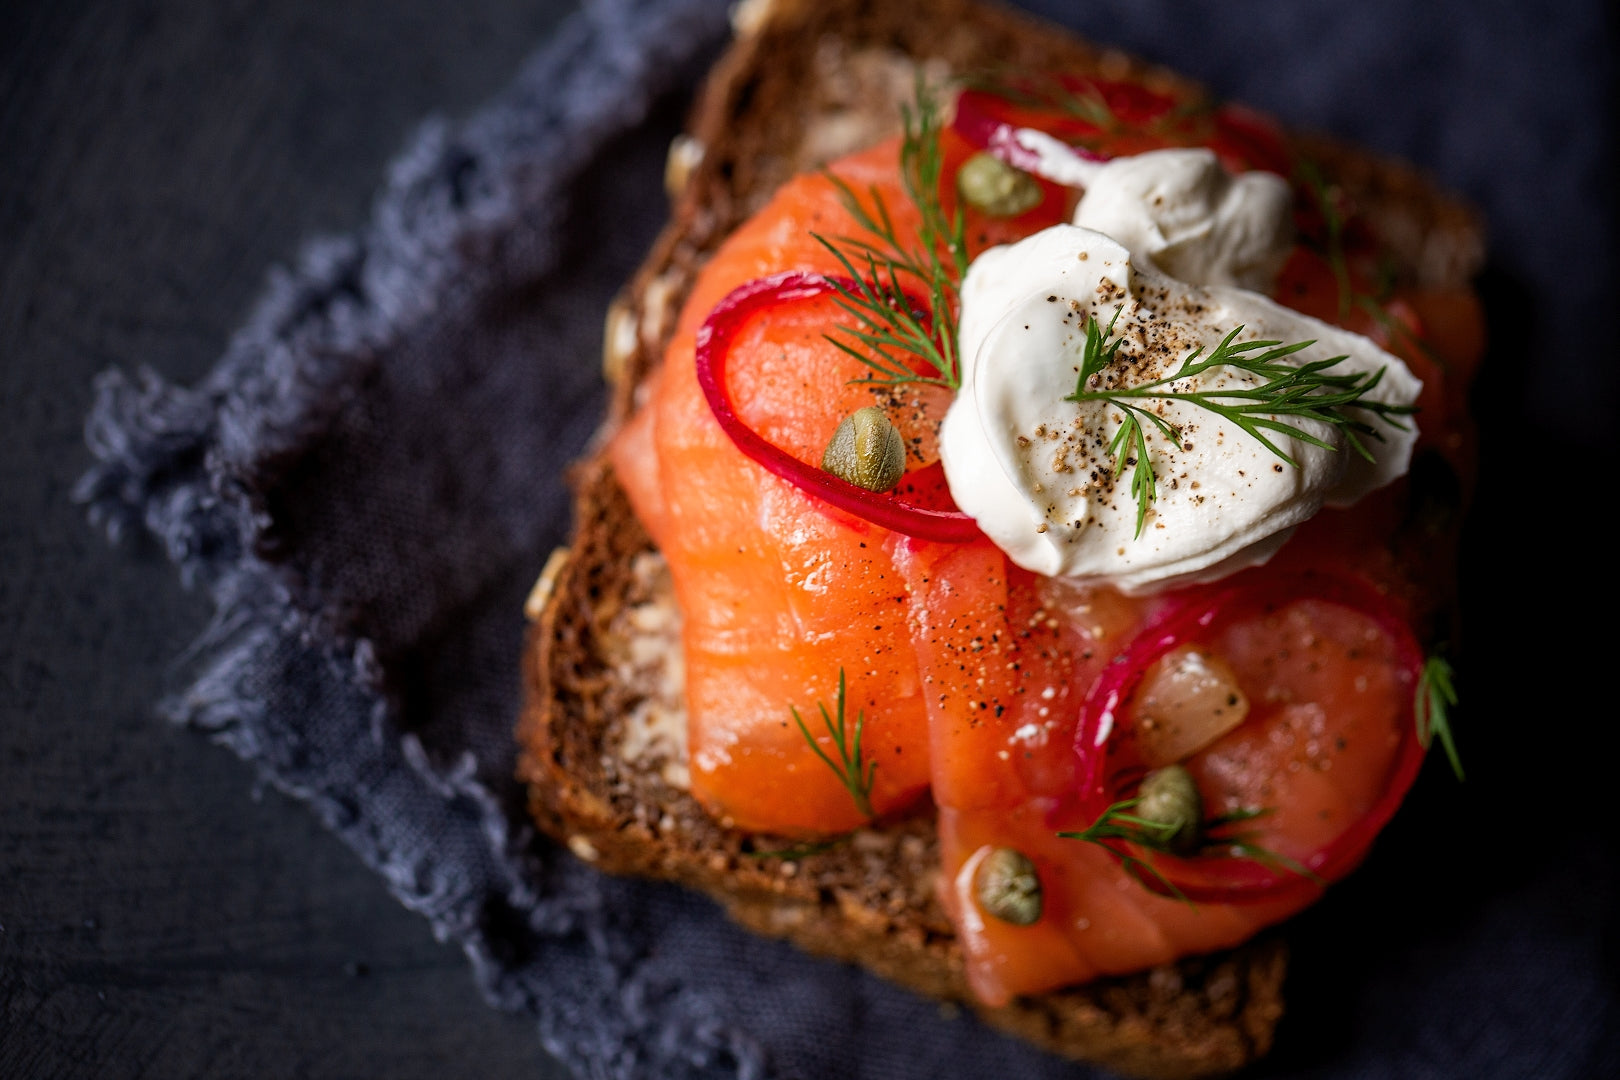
(1, 1, 575, 1074)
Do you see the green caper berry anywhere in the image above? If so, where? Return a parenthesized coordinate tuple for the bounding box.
(1136, 764, 1205, 856)
(973, 847, 1043, 926)
(955, 152, 1043, 218)
(821, 406, 906, 492)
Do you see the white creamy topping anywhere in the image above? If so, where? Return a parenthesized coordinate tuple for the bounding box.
(992, 138, 1292, 294)
(939, 223, 1421, 594)
(1071, 148, 1294, 292)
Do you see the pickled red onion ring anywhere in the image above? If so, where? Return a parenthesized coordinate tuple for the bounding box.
(1073, 572, 1428, 903)
(694, 270, 981, 543)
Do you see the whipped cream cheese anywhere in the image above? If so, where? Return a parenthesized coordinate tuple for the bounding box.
(939, 217, 1422, 594)
(1071, 148, 1294, 292)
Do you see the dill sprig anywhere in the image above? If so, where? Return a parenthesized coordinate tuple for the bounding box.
(1058, 798, 1317, 904)
(814, 78, 968, 389)
(1058, 795, 1188, 898)
(1415, 654, 1464, 781)
(1297, 158, 1447, 371)
(1296, 157, 1354, 320)
(957, 69, 1121, 133)
(1355, 293, 1447, 371)
(816, 243, 959, 388)
(791, 668, 877, 819)
(1066, 309, 1416, 537)
(957, 69, 1221, 148)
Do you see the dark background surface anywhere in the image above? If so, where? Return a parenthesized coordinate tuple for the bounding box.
(1, 1, 583, 1075)
(4, 1, 1617, 1078)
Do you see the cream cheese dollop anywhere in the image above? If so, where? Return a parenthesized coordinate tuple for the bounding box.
(1071, 148, 1294, 292)
(940, 211, 1422, 593)
(995, 141, 1294, 291)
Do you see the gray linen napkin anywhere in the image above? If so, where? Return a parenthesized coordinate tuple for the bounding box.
(77, 0, 1618, 1077)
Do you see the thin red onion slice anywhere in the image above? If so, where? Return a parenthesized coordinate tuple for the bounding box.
(1073, 572, 1429, 903)
(694, 270, 981, 544)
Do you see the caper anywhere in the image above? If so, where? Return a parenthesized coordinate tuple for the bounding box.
(821, 406, 906, 492)
(956, 152, 1043, 218)
(973, 846, 1043, 926)
(1136, 764, 1205, 856)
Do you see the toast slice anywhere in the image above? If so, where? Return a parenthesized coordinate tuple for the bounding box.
(518, 1, 1485, 1077)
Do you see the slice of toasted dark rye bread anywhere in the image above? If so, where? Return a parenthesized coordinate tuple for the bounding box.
(518, 1, 1485, 1077)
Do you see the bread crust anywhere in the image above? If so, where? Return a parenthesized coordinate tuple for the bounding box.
(518, 1, 1483, 1076)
